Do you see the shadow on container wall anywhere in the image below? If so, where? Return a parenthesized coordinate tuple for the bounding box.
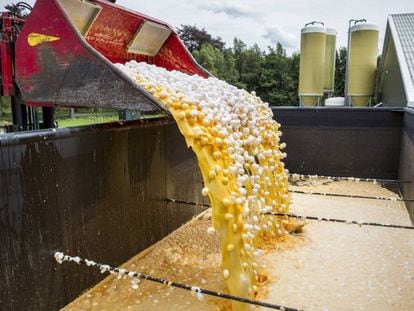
(0, 118, 206, 310)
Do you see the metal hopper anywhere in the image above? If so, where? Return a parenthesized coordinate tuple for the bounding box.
(14, 0, 209, 113)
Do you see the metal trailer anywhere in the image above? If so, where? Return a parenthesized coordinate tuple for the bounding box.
(1, 1, 414, 310)
(2, 106, 414, 310)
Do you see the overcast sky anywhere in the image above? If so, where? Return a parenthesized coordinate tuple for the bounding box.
(120, 0, 413, 54)
(12, 0, 414, 54)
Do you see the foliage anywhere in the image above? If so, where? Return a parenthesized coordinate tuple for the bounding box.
(373, 55, 382, 105)
(256, 44, 299, 105)
(192, 45, 239, 84)
(334, 47, 347, 97)
(179, 25, 301, 106)
(57, 115, 118, 128)
(176, 25, 225, 52)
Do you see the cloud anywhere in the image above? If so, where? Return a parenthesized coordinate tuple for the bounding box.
(263, 26, 298, 49)
(197, 1, 258, 19)
(22, 0, 411, 55)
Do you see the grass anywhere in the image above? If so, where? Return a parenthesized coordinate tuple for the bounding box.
(0, 97, 12, 125)
(1, 98, 165, 130)
(1, 98, 120, 128)
(57, 115, 119, 128)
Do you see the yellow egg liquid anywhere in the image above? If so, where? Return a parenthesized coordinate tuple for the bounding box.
(119, 62, 290, 310)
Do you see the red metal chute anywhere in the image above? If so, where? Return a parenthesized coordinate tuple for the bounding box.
(14, 0, 209, 112)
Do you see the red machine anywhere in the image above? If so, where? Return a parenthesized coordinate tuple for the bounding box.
(0, 0, 209, 131)
(1, 3, 29, 129)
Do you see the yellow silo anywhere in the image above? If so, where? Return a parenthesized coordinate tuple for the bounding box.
(299, 25, 326, 106)
(324, 28, 337, 94)
(347, 23, 379, 106)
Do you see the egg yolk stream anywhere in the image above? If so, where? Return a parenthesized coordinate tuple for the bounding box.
(116, 61, 290, 310)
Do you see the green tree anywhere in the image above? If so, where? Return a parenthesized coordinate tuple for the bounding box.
(222, 48, 239, 84)
(288, 52, 300, 105)
(177, 25, 225, 52)
(0, 97, 4, 118)
(373, 55, 382, 105)
(334, 47, 347, 97)
(257, 43, 294, 105)
(232, 39, 263, 90)
(178, 25, 302, 106)
(192, 44, 239, 84)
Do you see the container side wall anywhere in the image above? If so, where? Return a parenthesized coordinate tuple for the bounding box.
(399, 108, 414, 222)
(272, 107, 403, 179)
(0, 119, 206, 310)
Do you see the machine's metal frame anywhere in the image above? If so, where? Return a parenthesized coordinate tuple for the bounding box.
(298, 94, 322, 107)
